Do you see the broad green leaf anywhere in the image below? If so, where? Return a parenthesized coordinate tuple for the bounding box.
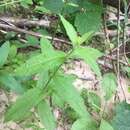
(52, 74, 90, 118)
(40, 37, 54, 54)
(100, 120, 114, 130)
(15, 52, 65, 76)
(72, 47, 102, 76)
(0, 72, 24, 94)
(112, 102, 130, 130)
(43, 0, 64, 14)
(75, 1, 102, 34)
(60, 15, 77, 45)
(37, 100, 56, 130)
(0, 42, 10, 67)
(102, 73, 117, 100)
(5, 88, 43, 121)
(71, 118, 97, 130)
(62, 0, 79, 14)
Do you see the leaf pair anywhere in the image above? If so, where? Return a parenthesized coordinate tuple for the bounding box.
(60, 15, 94, 46)
(60, 15, 102, 76)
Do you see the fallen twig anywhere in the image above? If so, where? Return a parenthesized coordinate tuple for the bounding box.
(0, 17, 51, 28)
(0, 23, 71, 45)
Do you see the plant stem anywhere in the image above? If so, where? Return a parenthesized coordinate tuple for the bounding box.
(43, 48, 74, 92)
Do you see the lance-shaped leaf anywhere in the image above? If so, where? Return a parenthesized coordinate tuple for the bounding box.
(40, 37, 54, 54)
(52, 74, 90, 118)
(0, 72, 24, 94)
(102, 73, 117, 100)
(77, 31, 94, 45)
(38, 100, 56, 130)
(5, 88, 43, 121)
(15, 51, 65, 76)
(71, 118, 97, 130)
(60, 15, 77, 45)
(0, 41, 10, 67)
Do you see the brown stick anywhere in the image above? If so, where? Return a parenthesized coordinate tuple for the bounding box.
(0, 23, 71, 45)
(0, 17, 51, 28)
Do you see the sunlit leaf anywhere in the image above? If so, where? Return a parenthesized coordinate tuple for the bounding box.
(60, 15, 77, 45)
(52, 74, 90, 118)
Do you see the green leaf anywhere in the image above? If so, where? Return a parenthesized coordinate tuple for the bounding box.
(75, 1, 102, 34)
(60, 15, 77, 45)
(26, 35, 39, 45)
(5, 88, 43, 122)
(62, 0, 79, 14)
(52, 74, 90, 118)
(71, 118, 87, 130)
(9, 45, 17, 58)
(0, 72, 24, 94)
(87, 92, 101, 112)
(72, 47, 102, 76)
(52, 93, 65, 108)
(37, 100, 56, 130)
(112, 102, 130, 130)
(78, 31, 94, 45)
(71, 118, 97, 130)
(100, 120, 114, 130)
(35, 6, 51, 13)
(36, 71, 49, 89)
(102, 73, 117, 100)
(40, 37, 54, 54)
(0, 42, 10, 67)
(43, 0, 64, 14)
(15, 52, 65, 76)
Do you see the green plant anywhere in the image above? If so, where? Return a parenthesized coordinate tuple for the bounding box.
(2, 14, 115, 130)
(0, 0, 129, 130)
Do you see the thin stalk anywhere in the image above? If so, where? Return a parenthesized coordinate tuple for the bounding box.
(43, 48, 74, 92)
(123, 0, 129, 64)
(117, 0, 126, 101)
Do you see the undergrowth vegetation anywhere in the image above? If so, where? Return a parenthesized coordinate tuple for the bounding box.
(0, 0, 130, 130)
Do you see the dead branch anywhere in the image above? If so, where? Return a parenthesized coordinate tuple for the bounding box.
(0, 17, 51, 28)
(0, 23, 71, 45)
